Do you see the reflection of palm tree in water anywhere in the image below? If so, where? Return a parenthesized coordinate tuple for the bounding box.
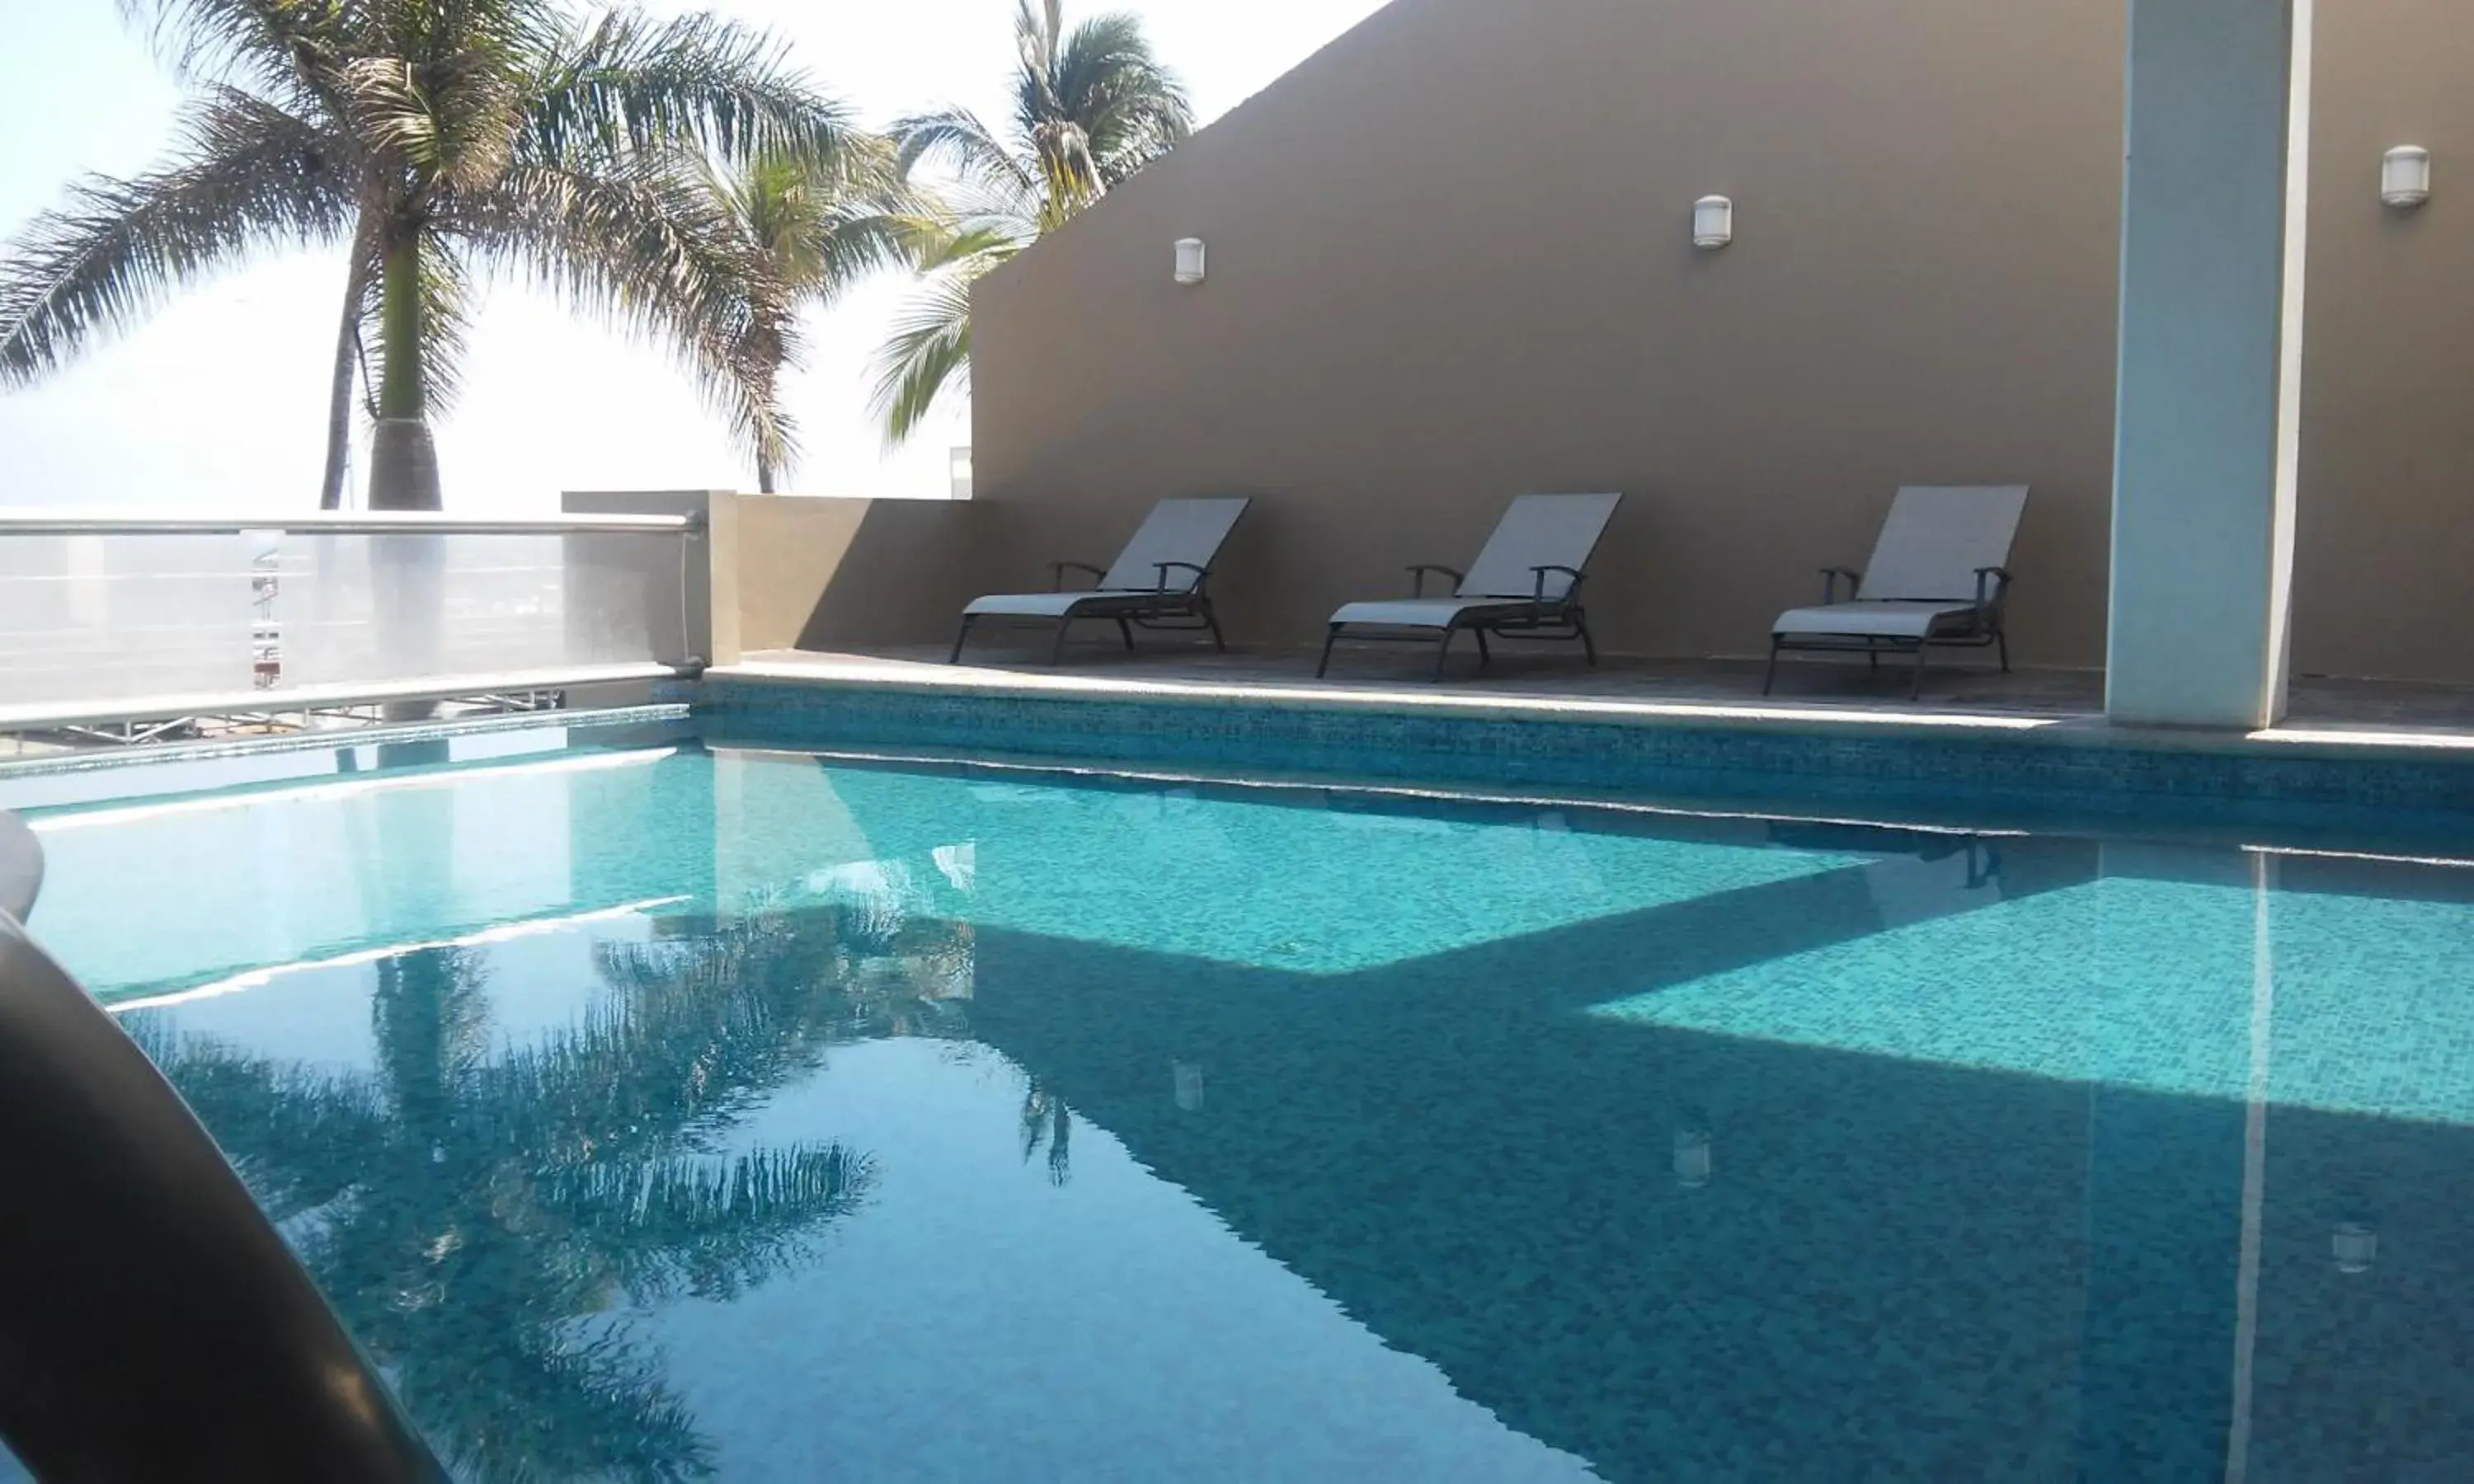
(1021, 1077, 1073, 1186)
(134, 899, 971, 1482)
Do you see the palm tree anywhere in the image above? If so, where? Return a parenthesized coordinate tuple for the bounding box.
(0, 1, 861, 511)
(872, 0, 1193, 444)
(701, 143, 923, 492)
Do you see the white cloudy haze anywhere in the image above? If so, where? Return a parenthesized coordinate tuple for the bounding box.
(0, 0, 1389, 514)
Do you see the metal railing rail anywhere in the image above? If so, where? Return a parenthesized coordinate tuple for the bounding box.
(0, 511, 699, 536)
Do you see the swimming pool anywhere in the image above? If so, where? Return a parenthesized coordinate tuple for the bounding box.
(12, 724, 2474, 1479)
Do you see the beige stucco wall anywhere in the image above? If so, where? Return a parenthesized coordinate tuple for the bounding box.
(971, 0, 2474, 680)
(729, 495, 993, 655)
(2292, 0, 2474, 681)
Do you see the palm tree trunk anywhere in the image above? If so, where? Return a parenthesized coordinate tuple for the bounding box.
(375, 237, 424, 422)
(757, 457, 776, 494)
(367, 236, 440, 513)
(365, 233, 444, 717)
(317, 262, 369, 511)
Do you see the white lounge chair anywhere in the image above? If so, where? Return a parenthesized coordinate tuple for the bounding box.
(951, 496, 1251, 664)
(1765, 485, 2030, 698)
(1319, 493, 1624, 679)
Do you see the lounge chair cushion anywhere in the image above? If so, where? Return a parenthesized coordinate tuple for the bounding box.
(1772, 600, 1985, 641)
(1456, 493, 1624, 599)
(964, 590, 1176, 619)
(1853, 485, 2030, 602)
(1098, 496, 1253, 593)
(1329, 597, 1547, 630)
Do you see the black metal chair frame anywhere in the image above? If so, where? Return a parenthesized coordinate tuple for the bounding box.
(950, 560, 1228, 665)
(1319, 564, 1598, 680)
(1763, 565, 2015, 700)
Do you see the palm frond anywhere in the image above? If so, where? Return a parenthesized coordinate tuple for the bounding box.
(389, 1313, 710, 1484)
(1056, 12, 1194, 185)
(871, 256, 996, 446)
(0, 85, 350, 383)
(131, 1017, 392, 1222)
(1013, 0, 1068, 139)
(115, 0, 355, 105)
(453, 154, 772, 446)
(530, 1144, 876, 1303)
(342, 52, 521, 197)
(725, 138, 923, 300)
(914, 220, 1029, 275)
(520, 9, 851, 171)
(893, 106, 1040, 219)
(868, 0, 1189, 444)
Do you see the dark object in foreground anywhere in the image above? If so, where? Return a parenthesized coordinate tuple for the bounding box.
(0, 813, 444, 1482)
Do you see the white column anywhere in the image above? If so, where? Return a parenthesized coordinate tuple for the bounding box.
(2106, 0, 2313, 729)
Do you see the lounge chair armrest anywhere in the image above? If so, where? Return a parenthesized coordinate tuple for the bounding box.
(1154, 561, 1211, 594)
(1051, 561, 1108, 591)
(1530, 565, 1586, 599)
(1530, 565, 1586, 619)
(1820, 566, 1863, 604)
(1973, 566, 2015, 608)
(1406, 564, 1465, 598)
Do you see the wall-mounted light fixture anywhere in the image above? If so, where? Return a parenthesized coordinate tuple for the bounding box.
(1693, 195, 1734, 250)
(1174, 237, 1208, 284)
(2383, 146, 2433, 209)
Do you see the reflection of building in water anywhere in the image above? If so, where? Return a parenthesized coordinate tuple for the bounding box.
(953, 832, 2474, 1482)
(1172, 1060, 1206, 1112)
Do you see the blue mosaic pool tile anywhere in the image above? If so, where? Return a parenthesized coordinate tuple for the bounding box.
(694, 677, 2474, 832)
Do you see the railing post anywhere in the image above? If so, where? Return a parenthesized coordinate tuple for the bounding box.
(561, 491, 738, 670)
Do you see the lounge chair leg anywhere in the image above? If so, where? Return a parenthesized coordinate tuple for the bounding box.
(1997, 631, 2011, 674)
(1116, 618, 1135, 652)
(1317, 625, 1342, 679)
(1432, 628, 1455, 681)
(1202, 602, 1228, 653)
(949, 616, 976, 665)
(1868, 647, 1879, 674)
(1051, 620, 1073, 665)
(1762, 640, 1783, 696)
(1909, 643, 1930, 700)
(1473, 627, 1492, 670)
(1576, 614, 1598, 667)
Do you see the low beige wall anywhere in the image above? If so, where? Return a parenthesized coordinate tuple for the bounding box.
(730, 495, 996, 655)
(2290, 0, 2474, 682)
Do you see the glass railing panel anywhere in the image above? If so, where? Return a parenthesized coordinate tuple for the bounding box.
(273, 532, 687, 688)
(0, 535, 256, 706)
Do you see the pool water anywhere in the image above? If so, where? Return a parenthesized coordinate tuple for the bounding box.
(16, 734, 2474, 1480)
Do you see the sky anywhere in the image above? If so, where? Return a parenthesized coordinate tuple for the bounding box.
(0, 0, 1390, 514)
